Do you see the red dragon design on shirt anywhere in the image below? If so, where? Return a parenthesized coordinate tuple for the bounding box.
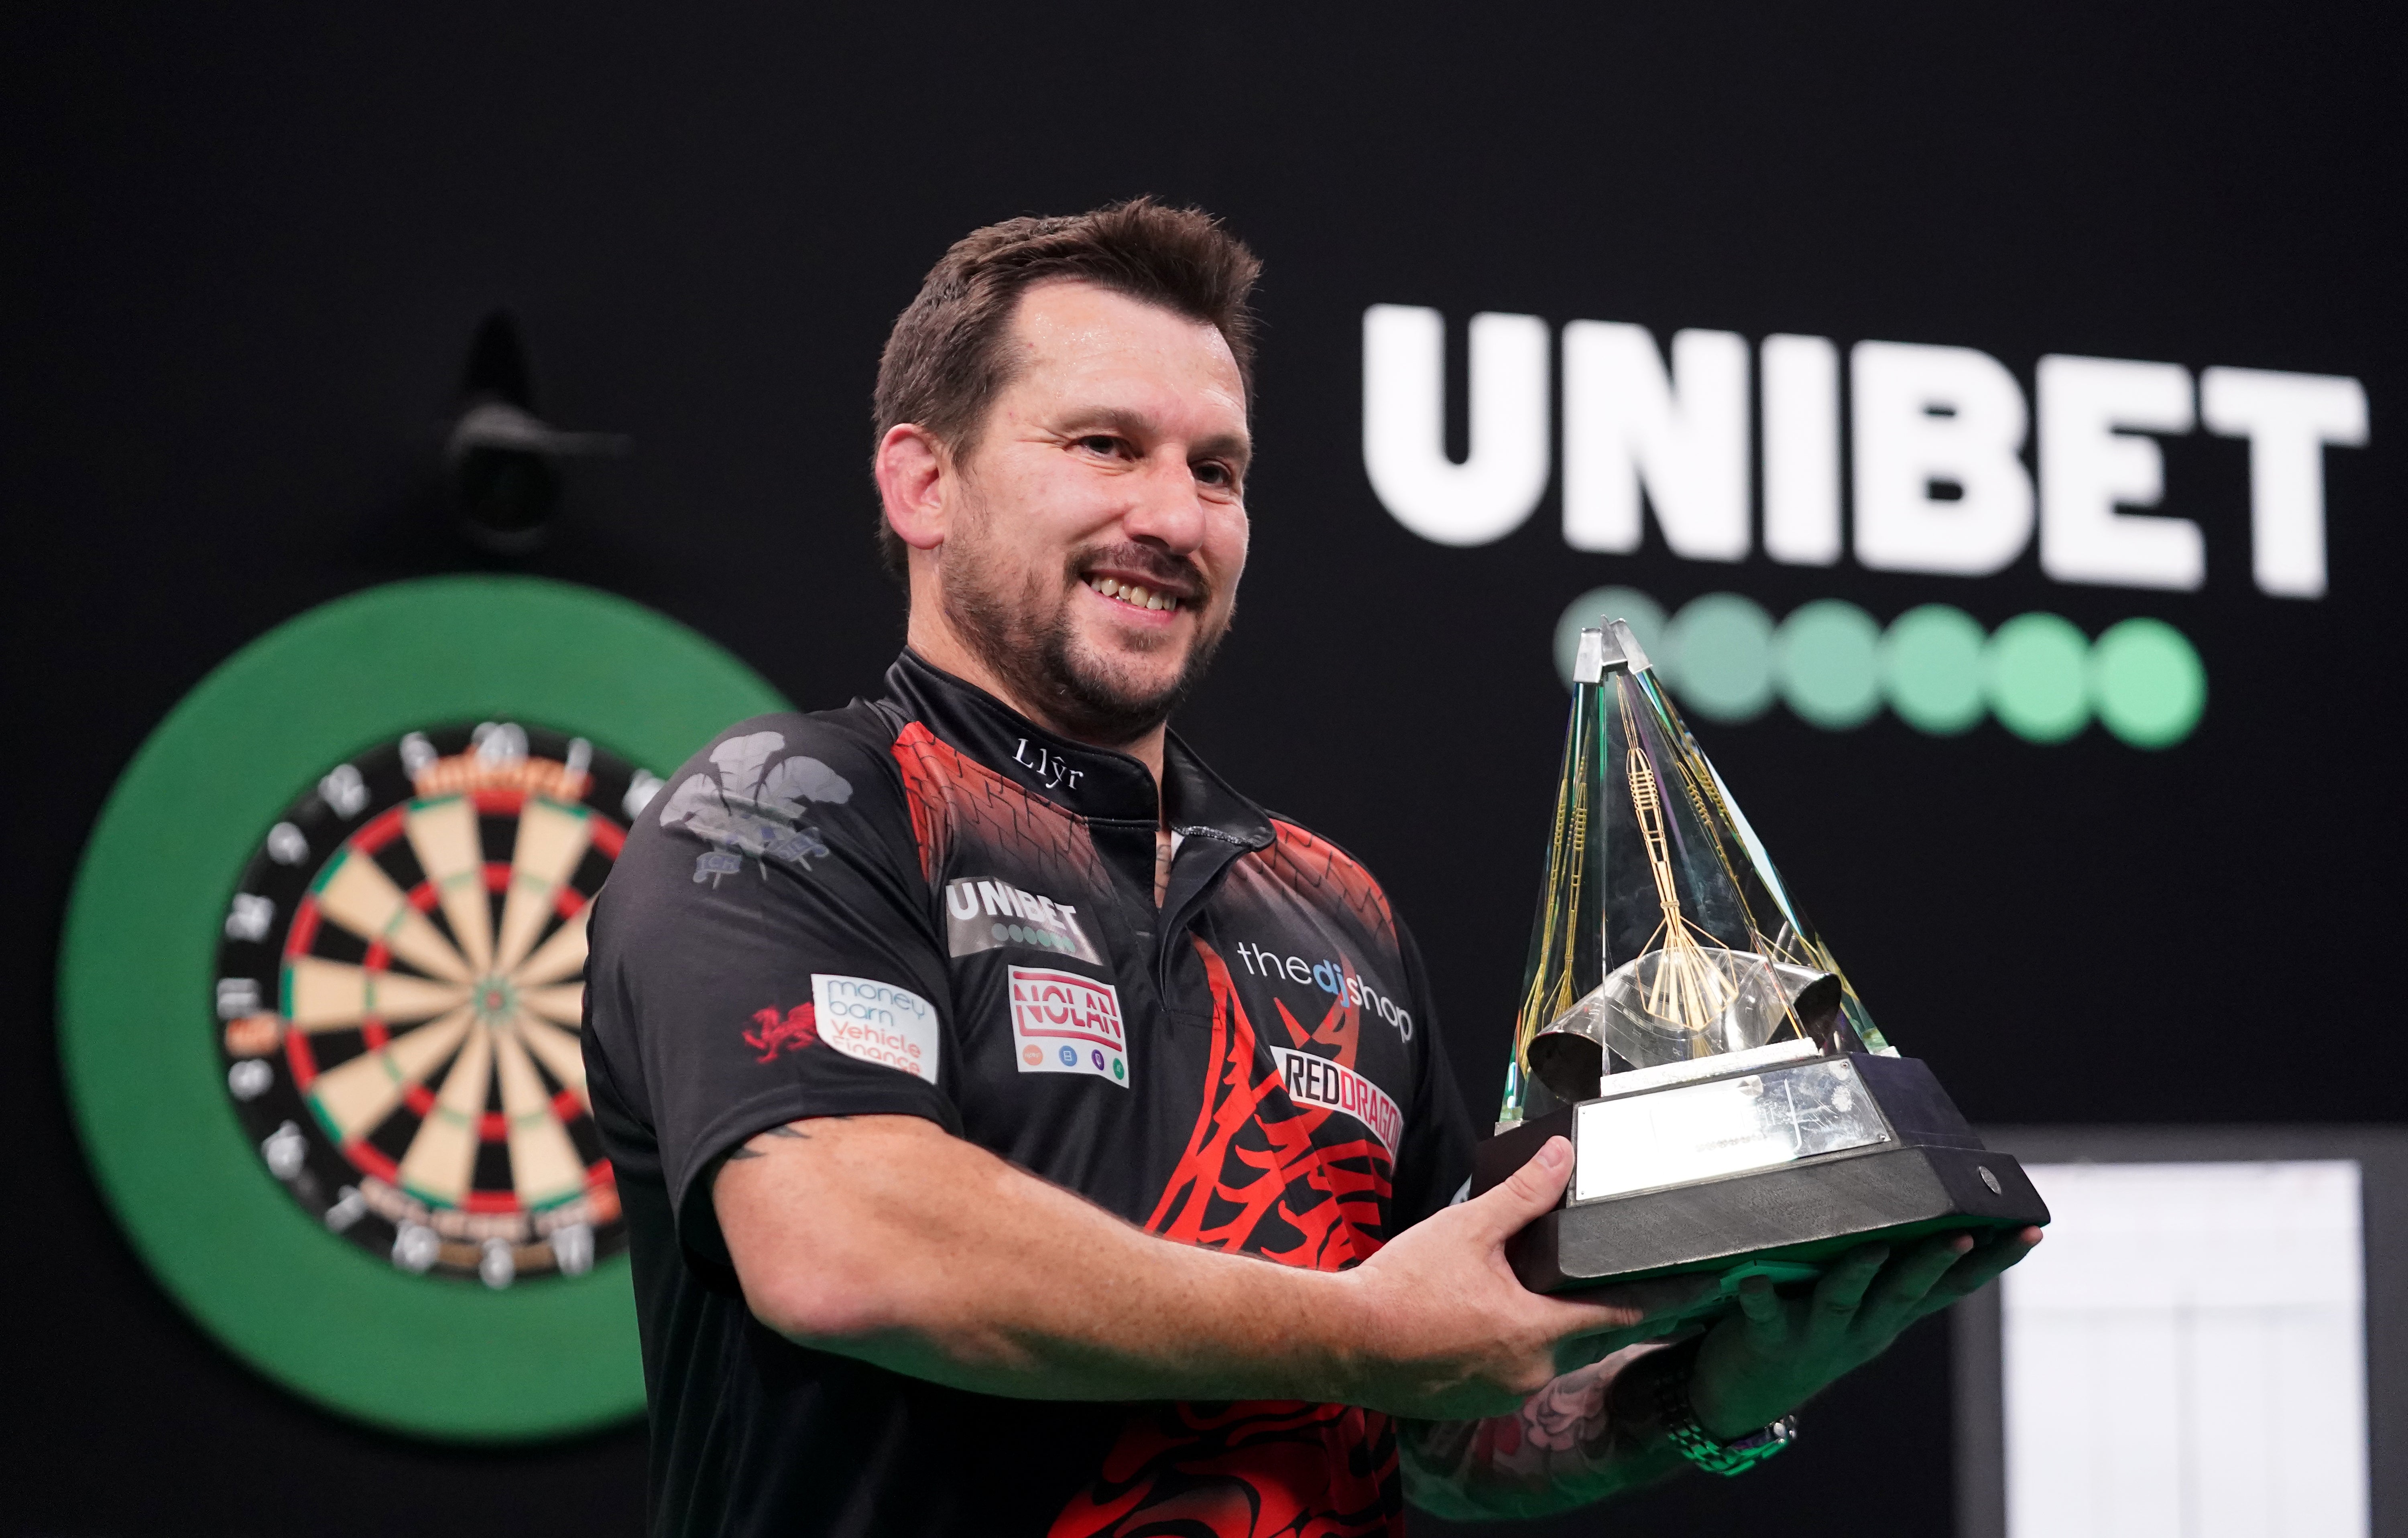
(1049, 936, 1403, 1538)
(886, 722, 1410, 1533)
(742, 1004, 817, 1063)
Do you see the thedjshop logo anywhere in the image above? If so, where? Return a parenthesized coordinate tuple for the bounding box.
(1361, 307, 2371, 747)
(1232, 941, 1413, 1041)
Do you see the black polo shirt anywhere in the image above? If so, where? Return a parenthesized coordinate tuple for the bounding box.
(583, 650, 1476, 1538)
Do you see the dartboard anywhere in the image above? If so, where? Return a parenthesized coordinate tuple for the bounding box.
(61, 575, 788, 1440)
(215, 723, 656, 1287)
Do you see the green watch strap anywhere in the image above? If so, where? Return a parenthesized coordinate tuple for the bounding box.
(1650, 1347, 1798, 1477)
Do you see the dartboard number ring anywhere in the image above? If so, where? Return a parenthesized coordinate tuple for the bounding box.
(214, 721, 658, 1288)
(65, 575, 788, 1438)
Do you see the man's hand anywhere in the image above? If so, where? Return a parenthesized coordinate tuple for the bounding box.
(1686, 1225, 2043, 1439)
(1399, 1221, 2041, 1520)
(1339, 1136, 1714, 1420)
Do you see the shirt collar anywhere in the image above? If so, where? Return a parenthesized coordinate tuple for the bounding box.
(882, 650, 1273, 850)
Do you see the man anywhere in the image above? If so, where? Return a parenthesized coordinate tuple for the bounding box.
(582, 199, 2037, 1536)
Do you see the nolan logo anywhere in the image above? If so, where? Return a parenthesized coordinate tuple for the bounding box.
(1274, 1048, 1402, 1155)
(946, 878, 1104, 965)
(1008, 966, 1128, 1088)
(1011, 739, 1086, 792)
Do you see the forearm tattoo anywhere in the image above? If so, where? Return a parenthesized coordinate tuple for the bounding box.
(713, 1117, 848, 1165)
(1399, 1344, 1690, 1518)
(722, 1124, 811, 1162)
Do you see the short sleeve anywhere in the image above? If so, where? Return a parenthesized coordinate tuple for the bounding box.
(585, 710, 957, 1268)
(1387, 917, 1477, 1231)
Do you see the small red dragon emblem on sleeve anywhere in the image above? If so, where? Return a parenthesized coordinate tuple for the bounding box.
(743, 1004, 818, 1063)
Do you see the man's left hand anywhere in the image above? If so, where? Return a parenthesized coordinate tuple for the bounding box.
(1686, 1225, 2043, 1441)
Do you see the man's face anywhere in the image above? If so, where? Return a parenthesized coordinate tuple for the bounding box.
(935, 280, 1251, 746)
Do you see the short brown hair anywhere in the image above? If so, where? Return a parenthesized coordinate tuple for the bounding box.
(871, 198, 1263, 576)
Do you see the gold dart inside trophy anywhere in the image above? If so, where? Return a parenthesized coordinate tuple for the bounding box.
(1473, 619, 2046, 1295)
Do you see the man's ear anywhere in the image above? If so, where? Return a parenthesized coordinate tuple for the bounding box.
(875, 424, 952, 554)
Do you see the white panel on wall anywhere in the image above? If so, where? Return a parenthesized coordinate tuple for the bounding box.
(2003, 1161, 2367, 1538)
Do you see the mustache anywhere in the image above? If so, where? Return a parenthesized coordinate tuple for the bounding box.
(1070, 542, 1209, 604)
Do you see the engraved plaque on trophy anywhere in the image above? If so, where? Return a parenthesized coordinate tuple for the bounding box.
(1471, 620, 2048, 1297)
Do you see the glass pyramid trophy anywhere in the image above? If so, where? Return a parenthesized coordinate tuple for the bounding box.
(1470, 619, 2047, 1298)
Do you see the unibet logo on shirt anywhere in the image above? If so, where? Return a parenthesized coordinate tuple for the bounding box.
(810, 974, 940, 1085)
(944, 877, 1105, 965)
(1007, 966, 1129, 1088)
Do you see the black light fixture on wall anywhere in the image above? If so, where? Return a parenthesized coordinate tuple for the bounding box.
(445, 311, 626, 553)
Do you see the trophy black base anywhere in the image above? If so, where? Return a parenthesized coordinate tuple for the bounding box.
(1474, 1053, 2049, 1294)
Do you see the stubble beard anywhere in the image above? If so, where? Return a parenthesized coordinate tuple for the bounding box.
(942, 538, 1230, 750)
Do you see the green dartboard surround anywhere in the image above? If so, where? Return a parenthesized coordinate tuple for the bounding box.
(58, 575, 789, 1441)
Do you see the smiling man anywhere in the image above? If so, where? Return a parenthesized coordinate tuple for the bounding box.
(582, 200, 2036, 1538)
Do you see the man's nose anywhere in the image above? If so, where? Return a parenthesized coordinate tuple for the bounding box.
(1119, 458, 1210, 554)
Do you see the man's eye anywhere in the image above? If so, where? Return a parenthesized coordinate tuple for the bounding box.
(1076, 435, 1123, 457)
(1195, 462, 1237, 489)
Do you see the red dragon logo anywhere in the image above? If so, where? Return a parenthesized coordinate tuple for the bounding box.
(1049, 937, 1403, 1538)
(742, 1003, 817, 1063)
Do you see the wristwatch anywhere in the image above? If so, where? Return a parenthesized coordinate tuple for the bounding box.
(1651, 1350, 1797, 1477)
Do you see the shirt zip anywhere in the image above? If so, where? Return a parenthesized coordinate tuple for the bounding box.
(1152, 828, 1255, 1009)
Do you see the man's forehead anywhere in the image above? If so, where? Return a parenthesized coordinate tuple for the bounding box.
(1005, 280, 1247, 423)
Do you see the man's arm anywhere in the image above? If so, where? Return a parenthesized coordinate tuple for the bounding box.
(1396, 1226, 2044, 1519)
(715, 1117, 1705, 1419)
(1397, 1343, 1690, 1518)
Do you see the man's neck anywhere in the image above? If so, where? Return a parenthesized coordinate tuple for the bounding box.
(905, 611, 1169, 792)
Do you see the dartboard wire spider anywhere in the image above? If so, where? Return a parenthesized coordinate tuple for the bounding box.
(284, 791, 599, 1215)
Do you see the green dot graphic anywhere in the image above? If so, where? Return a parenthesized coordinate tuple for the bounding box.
(1774, 600, 1882, 729)
(1554, 586, 1667, 688)
(2091, 618, 2205, 748)
(1986, 613, 2091, 742)
(1666, 593, 1775, 722)
(1881, 604, 1987, 735)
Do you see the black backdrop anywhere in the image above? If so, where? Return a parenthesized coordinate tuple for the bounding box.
(6, 4, 2400, 1534)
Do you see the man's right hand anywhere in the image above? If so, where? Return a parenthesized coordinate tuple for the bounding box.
(1336, 1135, 1712, 1420)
